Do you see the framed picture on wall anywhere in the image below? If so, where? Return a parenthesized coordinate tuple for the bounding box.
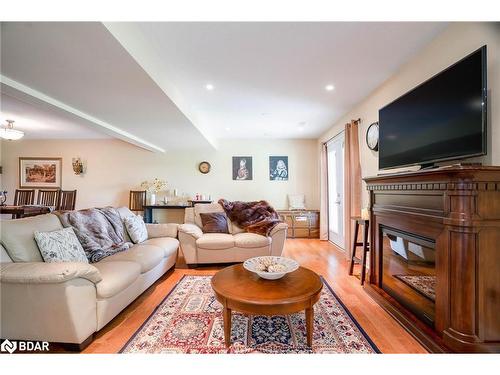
(232, 156, 253, 180)
(19, 157, 62, 189)
(269, 156, 289, 181)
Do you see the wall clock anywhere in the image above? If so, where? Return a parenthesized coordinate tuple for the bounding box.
(366, 122, 379, 151)
(198, 161, 211, 174)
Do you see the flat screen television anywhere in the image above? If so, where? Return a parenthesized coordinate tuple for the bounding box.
(379, 46, 487, 170)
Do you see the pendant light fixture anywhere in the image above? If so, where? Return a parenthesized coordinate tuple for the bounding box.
(0, 120, 24, 140)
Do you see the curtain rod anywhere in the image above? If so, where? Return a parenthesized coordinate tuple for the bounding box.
(322, 118, 361, 145)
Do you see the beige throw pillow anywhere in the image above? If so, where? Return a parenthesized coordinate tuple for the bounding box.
(34, 227, 88, 263)
(124, 215, 148, 244)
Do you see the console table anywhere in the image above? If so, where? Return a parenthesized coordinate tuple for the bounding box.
(364, 166, 500, 353)
(0, 205, 51, 219)
(143, 205, 190, 224)
(143, 200, 213, 223)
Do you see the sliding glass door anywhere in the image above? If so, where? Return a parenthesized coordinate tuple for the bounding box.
(327, 132, 345, 249)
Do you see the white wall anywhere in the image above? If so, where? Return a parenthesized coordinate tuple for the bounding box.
(0, 138, 319, 211)
(319, 22, 500, 208)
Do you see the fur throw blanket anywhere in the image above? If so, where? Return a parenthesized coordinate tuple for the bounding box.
(56, 207, 132, 263)
(218, 199, 282, 236)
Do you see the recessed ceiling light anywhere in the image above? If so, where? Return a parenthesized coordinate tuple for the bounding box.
(205, 84, 215, 91)
(325, 84, 335, 92)
(225, 127, 231, 131)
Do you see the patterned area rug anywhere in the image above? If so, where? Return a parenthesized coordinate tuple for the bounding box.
(394, 275, 436, 301)
(121, 275, 379, 353)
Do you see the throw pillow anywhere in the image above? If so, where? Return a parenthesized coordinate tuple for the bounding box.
(124, 215, 148, 244)
(288, 194, 306, 210)
(34, 227, 88, 263)
(200, 212, 230, 234)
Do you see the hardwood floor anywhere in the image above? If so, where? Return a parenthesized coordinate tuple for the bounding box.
(59, 239, 427, 353)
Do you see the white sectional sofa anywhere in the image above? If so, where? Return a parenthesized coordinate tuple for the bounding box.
(0, 207, 179, 350)
(178, 203, 287, 266)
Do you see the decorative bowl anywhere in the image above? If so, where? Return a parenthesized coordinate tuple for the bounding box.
(243, 256, 299, 280)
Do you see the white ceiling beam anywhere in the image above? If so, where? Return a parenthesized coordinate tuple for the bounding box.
(0, 75, 166, 153)
(104, 22, 219, 149)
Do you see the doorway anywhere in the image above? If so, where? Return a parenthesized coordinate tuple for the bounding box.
(327, 132, 345, 249)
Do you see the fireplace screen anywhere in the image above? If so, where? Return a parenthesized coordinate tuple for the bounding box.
(381, 227, 436, 326)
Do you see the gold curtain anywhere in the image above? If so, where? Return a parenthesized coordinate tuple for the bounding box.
(343, 119, 362, 259)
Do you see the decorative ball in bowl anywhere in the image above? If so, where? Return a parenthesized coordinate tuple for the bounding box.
(243, 256, 299, 280)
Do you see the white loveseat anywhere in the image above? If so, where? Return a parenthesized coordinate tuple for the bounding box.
(178, 203, 287, 266)
(0, 207, 179, 349)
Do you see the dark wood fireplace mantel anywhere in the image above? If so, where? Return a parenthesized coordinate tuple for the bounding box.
(364, 165, 500, 353)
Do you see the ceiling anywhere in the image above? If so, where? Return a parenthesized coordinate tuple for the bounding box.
(0, 88, 110, 139)
(106, 22, 447, 139)
(0, 22, 212, 151)
(1, 22, 448, 150)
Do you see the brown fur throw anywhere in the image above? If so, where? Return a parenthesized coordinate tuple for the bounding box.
(56, 207, 132, 263)
(218, 199, 282, 236)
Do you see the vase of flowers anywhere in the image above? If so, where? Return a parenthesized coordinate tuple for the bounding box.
(141, 178, 168, 205)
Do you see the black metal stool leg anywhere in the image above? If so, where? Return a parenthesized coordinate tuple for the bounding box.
(360, 221, 369, 285)
(349, 221, 360, 275)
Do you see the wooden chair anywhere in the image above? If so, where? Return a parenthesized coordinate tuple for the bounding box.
(14, 189, 35, 206)
(13, 189, 35, 218)
(129, 190, 146, 214)
(58, 190, 77, 211)
(37, 189, 60, 208)
(348, 216, 370, 285)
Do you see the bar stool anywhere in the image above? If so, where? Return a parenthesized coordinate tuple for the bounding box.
(348, 216, 370, 285)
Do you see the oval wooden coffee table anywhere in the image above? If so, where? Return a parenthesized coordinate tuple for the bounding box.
(211, 263, 323, 347)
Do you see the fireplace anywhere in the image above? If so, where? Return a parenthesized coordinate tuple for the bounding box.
(364, 166, 500, 353)
(381, 227, 436, 327)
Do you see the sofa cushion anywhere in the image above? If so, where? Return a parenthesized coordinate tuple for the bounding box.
(93, 261, 141, 299)
(193, 203, 224, 228)
(231, 223, 246, 234)
(234, 233, 271, 248)
(142, 238, 179, 258)
(0, 244, 13, 263)
(200, 212, 230, 234)
(35, 227, 88, 263)
(146, 223, 178, 239)
(99, 244, 164, 273)
(196, 234, 235, 250)
(1, 214, 63, 262)
(124, 215, 148, 244)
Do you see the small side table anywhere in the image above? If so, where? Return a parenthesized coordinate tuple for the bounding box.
(348, 217, 370, 285)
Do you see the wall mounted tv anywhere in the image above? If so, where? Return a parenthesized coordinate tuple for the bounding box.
(379, 46, 487, 170)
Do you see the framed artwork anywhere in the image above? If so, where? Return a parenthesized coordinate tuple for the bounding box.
(232, 156, 253, 180)
(19, 157, 62, 189)
(269, 156, 289, 181)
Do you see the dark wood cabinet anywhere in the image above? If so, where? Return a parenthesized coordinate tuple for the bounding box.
(364, 166, 500, 353)
(277, 210, 319, 238)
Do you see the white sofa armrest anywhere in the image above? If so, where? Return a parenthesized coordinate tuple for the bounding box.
(178, 223, 203, 240)
(0, 262, 102, 284)
(178, 223, 203, 264)
(270, 222, 288, 237)
(269, 222, 288, 256)
(146, 223, 179, 239)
